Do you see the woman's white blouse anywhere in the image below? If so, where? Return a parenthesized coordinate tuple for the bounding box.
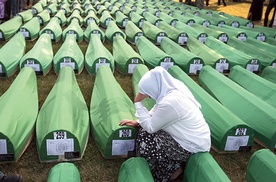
(135, 90, 211, 153)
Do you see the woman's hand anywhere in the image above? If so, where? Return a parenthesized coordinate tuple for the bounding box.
(134, 92, 148, 103)
(119, 119, 139, 127)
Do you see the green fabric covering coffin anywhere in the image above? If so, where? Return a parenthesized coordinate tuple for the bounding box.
(159, 12, 178, 26)
(62, 18, 83, 42)
(110, 6, 120, 17)
(97, 6, 108, 17)
(84, 20, 105, 42)
(46, 3, 58, 16)
(158, 21, 188, 45)
(208, 24, 247, 42)
(184, 152, 231, 182)
(84, 10, 99, 27)
(84, 4, 96, 16)
(265, 36, 276, 46)
(125, 21, 143, 44)
(90, 66, 137, 158)
(0, 33, 25, 77)
(20, 33, 53, 75)
(198, 65, 276, 149)
(161, 37, 204, 74)
(175, 21, 208, 43)
(48, 163, 81, 182)
(18, 17, 40, 41)
(220, 12, 253, 28)
(0, 16, 22, 41)
(197, 12, 226, 27)
(72, 3, 84, 16)
(136, 36, 174, 70)
(130, 12, 145, 28)
(191, 23, 228, 43)
(183, 12, 211, 27)
(143, 12, 162, 26)
(17, 9, 33, 23)
(32, 2, 44, 15)
(227, 36, 275, 69)
(53, 34, 84, 74)
(168, 66, 254, 152)
(261, 66, 276, 84)
(54, 10, 67, 27)
(67, 9, 84, 27)
(60, 3, 71, 16)
(115, 11, 129, 28)
(118, 157, 154, 182)
(204, 36, 261, 73)
(85, 34, 114, 75)
(246, 149, 276, 182)
(229, 65, 276, 108)
(123, 5, 135, 17)
(36, 67, 89, 162)
(173, 13, 196, 26)
(187, 36, 230, 73)
(100, 11, 114, 28)
(245, 37, 276, 56)
(113, 36, 144, 74)
(105, 21, 126, 43)
(132, 64, 156, 110)
(40, 17, 62, 42)
(0, 67, 38, 162)
(141, 21, 167, 45)
(238, 25, 266, 42)
(36, 9, 51, 26)
(253, 25, 276, 39)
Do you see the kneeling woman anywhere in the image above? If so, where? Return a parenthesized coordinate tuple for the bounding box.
(120, 66, 211, 181)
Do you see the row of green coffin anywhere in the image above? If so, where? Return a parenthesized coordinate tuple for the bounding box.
(46, 149, 276, 182)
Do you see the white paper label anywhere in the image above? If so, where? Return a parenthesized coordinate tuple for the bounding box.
(178, 35, 188, 45)
(157, 34, 165, 44)
(161, 58, 174, 70)
(225, 136, 249, 151)
(139, 20, 144, 28)
(96, 63, 110, 72)
(0, 32, 2, 39)
(87, 18, 95, 25)
(0, 139, 7, 154)
(203, 20, 210, 27)
(123, 19, 129, 27)
(219, 34, 228, 43)
(67, 31, 77, 39)
(128, 64, 138, 74)
(0, 64, 2, 73)
(45, 30, 54, 40)
(216, 59, 229, 73)
(171, 20, 177, 27)
(231, 21, 239, 28)
(112, 139, 135, 155)
(54, 131, 67, 139)
(246, 60, 259, 72)
(272, 63, 276, 68)
(60, 58, 76, 70)
(105, 18, 112, 27)
(20, 28, 29, 38)
(189, 60, 203, 74)
(257, 34, 265, 42)
(46, 139, 74, 155)
(24, 60, 40, 71)
(238, 33, 247, 42)
(188, 21, 194, 26)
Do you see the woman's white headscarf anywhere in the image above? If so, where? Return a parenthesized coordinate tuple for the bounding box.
(138, 66, 201, 108)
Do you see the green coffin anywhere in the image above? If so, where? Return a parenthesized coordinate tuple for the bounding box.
(0, 16, 22, 41)
(100, 11, 114, 28)
(97, 6, 108, 17)
(208, 24, 247, 42)
(197, 12, 226, 27)
(115, 11, 129, 28)
(204, 36, 261, 73)
(141, 21, 167, 45)
(118, 157, 154, 182)
(85, 34, 114, 75)
(158, 21, 188, 45)
(191, 23, 228, 43)
(67, 9, 84, 26)
(47, 3, 58, 16)
(132, 64, 156, 110)
(184, 152, 231, 182)
(169, 66, 254, 152)
(245, 37, 276, 56)
(48, 163, 81, 182)
(19, 17, 40, 41)
(0, 67, 38, 162)
(227, 36, 275, 69)
(220, 13, 253, 28)
(36, 66, 89, 162)
(265, 37, 276, 46)
(261, 66, 276, 84)
(159, 12, 178, 26)
(105, 21, 126, 43)
(40, 17, 62, 42)
(84, 20, 105, 42)
(32, 2, 44, 15)
(110, 6, 120, 17)
(183, 12, 211, 27)
(253, 25, 276, 39)
(123, 5, 135, 17)
(136, 36, 174, 70)
(238, 25, 266, 41)
(36, 9, 51, 26)
(90, 66, 137, 158)
(72, 4, 84, 16)
(84, 4, 96, 16)
(62, 18, 83, 42)
(173, 13, 196, 26)
(143, 12, 162, 26)
(125, 21, 143, 44)
(198, 65, 276, 149)
(161, 37, 204, 74)
(246, 149, 276, 182)
(229, 65, 276, 108)
(60, 3, 72, 16)
(175, 21, 208, 43)
(20, 33, 53, 75)
(53, 34, 84, 74)
(84, 10, 99, 27)
(17, 9, 33, 23)
(130, 11, 145, 28)
(187, 36, 230, 73)
(54, 10, 67, 27)
(0, 33, 25, 77)
(113, 36, 144, 74)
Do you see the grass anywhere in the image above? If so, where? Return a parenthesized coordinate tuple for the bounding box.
(0, 0, 275, 181)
